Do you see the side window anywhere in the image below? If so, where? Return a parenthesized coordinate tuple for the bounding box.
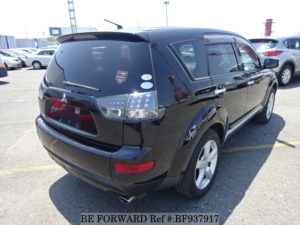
(283, 39, 300, 50)
(236, 41, 260, 71)
(291, 39, 300, 49)
(49, 50, 55, 55)
(38, 51, 46, 55)
(172, 39, 208, 79)
(207, 43, 238, 75)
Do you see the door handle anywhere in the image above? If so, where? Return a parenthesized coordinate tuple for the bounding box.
(247, 80, 255, 86)
(215, 87, 226, 96)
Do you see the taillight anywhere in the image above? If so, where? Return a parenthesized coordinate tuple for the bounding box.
(114, 161, 155, 173)
(263, 50, 283, 56)
(96, 91, 158, 120)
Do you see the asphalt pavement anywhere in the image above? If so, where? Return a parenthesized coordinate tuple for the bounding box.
(0, 68, 300, 225)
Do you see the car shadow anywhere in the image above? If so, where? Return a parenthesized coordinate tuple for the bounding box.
(49, 113, 285, 225)
(0, 81, 9, 85)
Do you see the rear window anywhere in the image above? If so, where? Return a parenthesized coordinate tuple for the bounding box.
(47, 40, 154, 95)
(249, 39, 278, 50)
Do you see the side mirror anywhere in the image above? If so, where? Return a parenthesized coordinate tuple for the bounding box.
(263, 58, 279, 69)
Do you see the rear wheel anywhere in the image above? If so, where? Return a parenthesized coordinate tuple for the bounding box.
(278, 65, 293, 86)
(176, 129, 220, 199)
(32, 61, 42, 70)
(254, 89, 275, 124)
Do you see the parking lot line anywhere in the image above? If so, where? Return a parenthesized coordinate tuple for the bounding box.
(222, 141, 300, 152)
(0, 120, 34, 125)
(0, 165, 60, 175)
(0, 140, 299, 175)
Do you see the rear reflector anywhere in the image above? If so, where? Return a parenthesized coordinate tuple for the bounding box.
(263, 50, 283, 56)
(114, 161, 155, 173)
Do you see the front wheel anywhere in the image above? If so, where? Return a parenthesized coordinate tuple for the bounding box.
(32, 61, 42, 70)
(254, 89, 275, 124)
(176, 129, 220, 199)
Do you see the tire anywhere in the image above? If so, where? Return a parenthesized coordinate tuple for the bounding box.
(254, 89, 275, 124)
(176, 129, 220, 199)
(32, 61, 42, 70)
(278, 65, 293, 86)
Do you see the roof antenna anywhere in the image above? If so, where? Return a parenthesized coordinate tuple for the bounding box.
(104, 19, 123, 30)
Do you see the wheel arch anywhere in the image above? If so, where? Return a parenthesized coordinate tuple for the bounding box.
(167, 103, 226, 177)
(32, 60, 41, 65)
(280, 61, 295, 74)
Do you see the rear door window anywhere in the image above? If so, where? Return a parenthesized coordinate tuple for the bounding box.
(207, 43, 239, 75)
(46, 40, 154, 95)
(284, 39, 300, 50)
(171, 39, 208, 79)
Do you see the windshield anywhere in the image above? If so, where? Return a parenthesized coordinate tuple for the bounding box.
(47, 40, 154, 95)
(250, 39, 278, 50)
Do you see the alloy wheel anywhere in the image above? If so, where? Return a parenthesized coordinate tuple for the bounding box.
(266, 92, 275, 119)
(282, 68, 291, 84)
(194, 140, 218, 190)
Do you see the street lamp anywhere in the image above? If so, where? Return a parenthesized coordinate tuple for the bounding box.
(164, 0, 170, 26)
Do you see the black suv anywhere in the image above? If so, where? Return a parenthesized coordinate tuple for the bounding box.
(36, 28, 278, 202)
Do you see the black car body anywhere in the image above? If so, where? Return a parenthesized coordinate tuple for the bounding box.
(36, 28, 278, 199)
(0, 59, 8, 77)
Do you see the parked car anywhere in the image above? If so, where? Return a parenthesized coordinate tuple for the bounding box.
(249, 37, 300, 86)
(0, 49, 28, 67)
(0, 54, 22, 69)
(36, 28, 278, 202)
(17, 48, 38, 54)
(0, 58, 8, 77)
(26, 49, 55, 69)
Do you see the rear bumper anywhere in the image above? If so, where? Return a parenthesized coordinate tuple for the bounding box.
(36, 116, 179, 196)
(6, 61, 22, 69)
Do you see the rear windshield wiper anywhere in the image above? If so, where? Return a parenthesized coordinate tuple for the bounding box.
(63, 81, 101, 91)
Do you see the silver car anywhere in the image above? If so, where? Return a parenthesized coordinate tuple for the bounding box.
(0, 54, 22, 69)
(250, 37, 300, 86)
(25, 49, 55, 69)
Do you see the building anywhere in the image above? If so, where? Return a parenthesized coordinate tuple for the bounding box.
(49, 26, 97, 38)
(0, 35, 17, 49)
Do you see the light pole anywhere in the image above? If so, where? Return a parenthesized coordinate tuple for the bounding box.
(164, 1, 170, 26)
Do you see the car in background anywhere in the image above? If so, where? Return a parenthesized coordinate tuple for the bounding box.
(17, 48, 38, 54)
(41, 46, 57, 50)
(26, 49, 55, 69)
(0, 49, 28, 67)
(0, 54, 22, 69)
(250, 37, 300, 86)
(0, 58, 8, 77)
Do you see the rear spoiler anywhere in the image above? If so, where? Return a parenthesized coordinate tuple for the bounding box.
(57, 32, 149, 43)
